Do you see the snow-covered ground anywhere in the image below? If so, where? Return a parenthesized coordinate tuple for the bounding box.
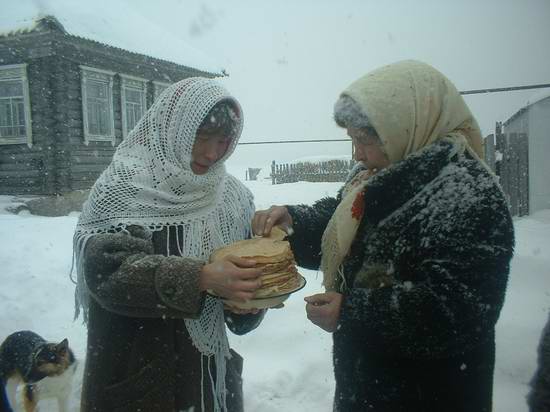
(0, 179, 549, 411)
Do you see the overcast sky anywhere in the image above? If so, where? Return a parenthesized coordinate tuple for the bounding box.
(129, 0, 550, 176)
(5, 0, 550, 177)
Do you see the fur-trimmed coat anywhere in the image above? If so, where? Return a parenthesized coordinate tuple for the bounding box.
(80, 226, 264, 412)
(288, 140, 514, 412)
(528, 311, 550, 411)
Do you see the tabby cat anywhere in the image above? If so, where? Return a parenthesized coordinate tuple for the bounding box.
(0, 331, 76, 412)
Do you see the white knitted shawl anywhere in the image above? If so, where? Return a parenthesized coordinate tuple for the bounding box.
(72, 77, 254, 412)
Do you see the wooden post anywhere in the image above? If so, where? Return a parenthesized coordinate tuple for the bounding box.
(508, 132, 519, 216)
(518, 132, 529, 216)
(271, 160, 276, 185)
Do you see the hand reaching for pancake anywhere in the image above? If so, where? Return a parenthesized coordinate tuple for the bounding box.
(252, 206, 293, 237)
(199, 255, 263, 302)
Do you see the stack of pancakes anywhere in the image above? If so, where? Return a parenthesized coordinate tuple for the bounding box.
(210, 227, 301, 299)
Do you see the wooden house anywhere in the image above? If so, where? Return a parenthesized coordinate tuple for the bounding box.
(0, 15, 221, 195)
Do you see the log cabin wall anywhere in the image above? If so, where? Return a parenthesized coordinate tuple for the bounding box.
(0, 19, 216, 194)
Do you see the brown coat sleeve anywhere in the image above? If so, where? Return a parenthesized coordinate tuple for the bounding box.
(83, 231, 206, 319)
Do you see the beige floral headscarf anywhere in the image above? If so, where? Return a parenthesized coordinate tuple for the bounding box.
(321, 60, 484, 291)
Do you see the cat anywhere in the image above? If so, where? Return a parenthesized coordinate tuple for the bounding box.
(0, 331, 77, 412)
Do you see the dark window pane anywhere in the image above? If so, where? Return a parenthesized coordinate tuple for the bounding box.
(0, 80, 23, 97)
(85, 77, 111, 136)
(0, 97, 26, 138)
(0, 102, 10, 126)
(126, 88, 142, 103)
(125, 100, 143, 133)
(87, 80, 108, 99)
(16, 101, 25, 124)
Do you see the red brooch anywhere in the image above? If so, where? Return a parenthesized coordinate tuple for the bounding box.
(351, 191, 365, 220)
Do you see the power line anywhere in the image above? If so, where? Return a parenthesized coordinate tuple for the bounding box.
(237, 83, 550, 145)
(238, 139, 348, 145)
(460, 83, 550, 95)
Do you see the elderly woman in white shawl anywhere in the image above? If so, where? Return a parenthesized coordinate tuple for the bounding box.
(253, 60, 514, 411)
(73, 78, 264, 412)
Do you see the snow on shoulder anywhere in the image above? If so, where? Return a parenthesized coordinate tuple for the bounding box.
(0, 0, 224, 75)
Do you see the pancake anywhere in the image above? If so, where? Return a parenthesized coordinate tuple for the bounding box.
(210, 226, 302, 301)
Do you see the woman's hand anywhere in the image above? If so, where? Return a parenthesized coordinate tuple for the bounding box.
(252, 205, 293, 237)
(200, 255, 263, 302)
(304, 292, 343, 333)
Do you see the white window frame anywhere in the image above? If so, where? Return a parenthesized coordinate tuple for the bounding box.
(0, 64, 32, 147)
(120, 74, 147, 138)
(153, 80, 171, 103)
(80, 65, 115, 145)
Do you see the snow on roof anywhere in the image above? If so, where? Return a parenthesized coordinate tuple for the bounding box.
(525, 88, 550, 107)
(505, 87, 550, 125)
(0, 0, 225, 75)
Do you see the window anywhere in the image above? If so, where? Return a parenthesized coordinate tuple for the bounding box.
(0, 64, 32, 146)
(153, 80, 171, 103)
(120, 74, 147, 138)
(80, 66, 115, 145)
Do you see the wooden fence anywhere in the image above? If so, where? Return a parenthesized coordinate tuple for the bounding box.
(268, 125, 530, 215)
(270, 159, 354, 184)
(484, 122, 529, 216)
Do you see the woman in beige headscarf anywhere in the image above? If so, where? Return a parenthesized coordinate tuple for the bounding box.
(253, 60, 514, 411)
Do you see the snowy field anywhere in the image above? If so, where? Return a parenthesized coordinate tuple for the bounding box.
(0, 178, 549, 412)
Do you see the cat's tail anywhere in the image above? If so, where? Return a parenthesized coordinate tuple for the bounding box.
(0, 378, 14, 412)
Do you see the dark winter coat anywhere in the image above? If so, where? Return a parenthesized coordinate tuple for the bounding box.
(80, 226, 264, 412)
(528, 311, 550, 411)
(288, 140, 514, 412)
